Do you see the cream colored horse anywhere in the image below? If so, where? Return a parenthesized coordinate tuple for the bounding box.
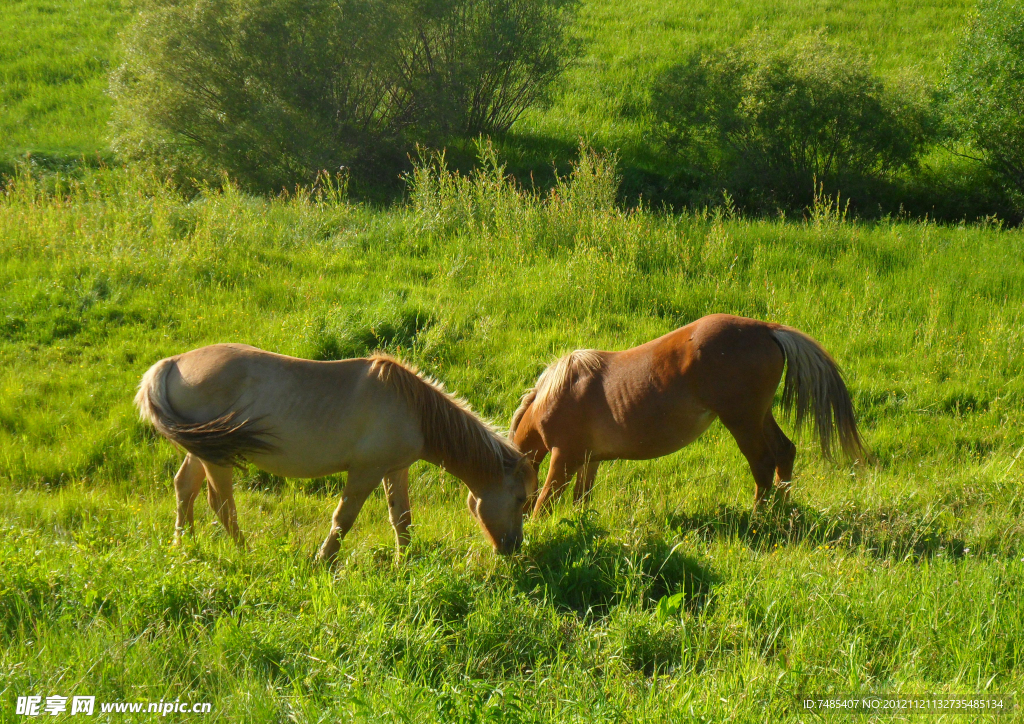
(135, 344, 534, 561)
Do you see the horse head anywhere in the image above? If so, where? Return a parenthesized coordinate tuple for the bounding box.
(466, 455, 534, 554)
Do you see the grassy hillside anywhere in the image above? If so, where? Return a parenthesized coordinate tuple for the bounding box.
(0, 0, 970, 162)
(1, 159, 1022, 720)
(0, 0, 125, 159)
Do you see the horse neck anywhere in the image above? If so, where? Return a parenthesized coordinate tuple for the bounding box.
(406, 378, 511, 497)
(422, 448, 494, 498)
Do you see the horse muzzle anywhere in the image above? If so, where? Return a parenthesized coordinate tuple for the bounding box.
(496, 530, 523, 555)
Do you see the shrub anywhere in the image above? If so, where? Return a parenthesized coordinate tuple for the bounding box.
(110, 0, 578, 192)
(651, 34, 932, 211)
(944, 0, 1024, 204)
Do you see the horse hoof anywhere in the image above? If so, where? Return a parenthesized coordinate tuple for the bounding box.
(314, 547, 337, 567)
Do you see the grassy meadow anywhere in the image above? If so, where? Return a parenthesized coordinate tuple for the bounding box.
(1, 156, 1023, 721)
(518, 0, 973, 146)
(0, 0, 125, 161)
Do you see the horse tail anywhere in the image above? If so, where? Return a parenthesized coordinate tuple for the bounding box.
(134, 357, 276, 468)
(770, 326, 865, 463)
(509, 388, 537, 439)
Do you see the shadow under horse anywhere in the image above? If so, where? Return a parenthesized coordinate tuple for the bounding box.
(510, 314, 865, 515)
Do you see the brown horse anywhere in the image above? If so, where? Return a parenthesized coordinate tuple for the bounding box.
(135, 344, 534, 561)
(509, 314, 864, 515)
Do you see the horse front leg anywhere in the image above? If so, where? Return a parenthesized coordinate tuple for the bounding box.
(522, 444, 549, 513)
(573, 456, 600, 507)
(382, 467, 412, 557)
(316, 467, 384, 565)
(533, 447, 582, 518)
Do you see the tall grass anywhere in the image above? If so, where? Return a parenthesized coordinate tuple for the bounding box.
(513, 0, 973, 151)
(0, 156, 1022, 719)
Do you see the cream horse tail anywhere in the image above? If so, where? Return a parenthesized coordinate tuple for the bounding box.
(134, 357, 276, 467)
(771, 326, 865, 463)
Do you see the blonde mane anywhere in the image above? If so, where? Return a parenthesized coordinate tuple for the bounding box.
(533, 349, 604, 410)
(367, 354, 524, 480)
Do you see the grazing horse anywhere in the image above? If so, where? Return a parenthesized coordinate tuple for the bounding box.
(135, 344, 534, 561)
(509, 314, 864, 516)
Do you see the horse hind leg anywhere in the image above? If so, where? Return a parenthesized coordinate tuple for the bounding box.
(721, 416, 778, 507)
(173, 453, 205, 544)
(202, 461, 246, 549)
(764, 412, 796, 488)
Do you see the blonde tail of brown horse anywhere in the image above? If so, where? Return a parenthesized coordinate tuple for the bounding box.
(771, 326, 865, 464)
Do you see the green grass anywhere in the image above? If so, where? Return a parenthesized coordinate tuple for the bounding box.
(1, 158, 1022, 720)
(4, 0, 1000, 218)
(2, 0, 1019, 719)
(0, 0, 125, 159)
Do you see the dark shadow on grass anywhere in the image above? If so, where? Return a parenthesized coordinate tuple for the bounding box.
(666, 500, 968, 560)
(490, 131, 681, 209)
(0, 151, 118, 183)
(515, 511, 718, 618)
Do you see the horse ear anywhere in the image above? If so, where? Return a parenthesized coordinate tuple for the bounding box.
(466, 491, 480, 519)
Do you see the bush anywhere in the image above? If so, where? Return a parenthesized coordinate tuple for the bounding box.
(651, 34, 932, 211)
(110, 0, 578, 192)
(945, 0, 1024, 204)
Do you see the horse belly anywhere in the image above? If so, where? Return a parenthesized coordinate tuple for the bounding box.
(246, 413, 422, 479)
(245, 444, 353, 479)
(594, 406, 717, 461)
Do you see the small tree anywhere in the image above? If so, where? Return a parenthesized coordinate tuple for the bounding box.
(651, 35, 931, 209)
(945, 0, 1024, 201)
(110, 0, 578, 191)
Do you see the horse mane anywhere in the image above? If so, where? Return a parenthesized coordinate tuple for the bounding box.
(533, 349, 603, 410)
(367, 354, 524, 480)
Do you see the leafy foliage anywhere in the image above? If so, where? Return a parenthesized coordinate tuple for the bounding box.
(651, 34, 932, 210)
(944, 0, 1024, 204)
(110, 0, 578, 191)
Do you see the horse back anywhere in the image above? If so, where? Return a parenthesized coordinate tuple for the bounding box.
(664, 314, 786, 414)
